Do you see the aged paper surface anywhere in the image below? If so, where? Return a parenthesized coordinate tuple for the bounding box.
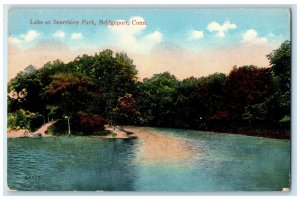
(7, 7, 291, 191)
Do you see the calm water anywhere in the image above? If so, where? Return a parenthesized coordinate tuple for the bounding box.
(7, 127, 290, 191)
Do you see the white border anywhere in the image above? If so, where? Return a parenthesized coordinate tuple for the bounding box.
(1, 0, 299, 199)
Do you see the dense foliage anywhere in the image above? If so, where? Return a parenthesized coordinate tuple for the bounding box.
(8, 41, 291, 138)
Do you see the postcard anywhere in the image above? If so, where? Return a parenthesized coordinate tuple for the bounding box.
(6, 7, 291, 192)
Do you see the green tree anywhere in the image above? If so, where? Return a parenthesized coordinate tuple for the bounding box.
(173, 77, 201, 128)
(190, 73, 227, 129)
(137, 72, 178, 127)
(266, 40, 291, 125)
(8, 109, 39, 131)
(70, 50, 138, 118)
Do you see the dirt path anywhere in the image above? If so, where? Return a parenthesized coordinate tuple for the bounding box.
(31, 120, 58, 137)
(7, 129, 31, 138)
(105, 127, 131, 139)
(8, 120, 57, 138)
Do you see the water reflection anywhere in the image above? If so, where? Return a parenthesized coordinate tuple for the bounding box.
(8, 137, 138, 191)
(7, 128, 290, 191)
(126, 127, 201, 165)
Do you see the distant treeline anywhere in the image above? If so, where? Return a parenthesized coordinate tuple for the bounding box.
(8, 41, 291, 138)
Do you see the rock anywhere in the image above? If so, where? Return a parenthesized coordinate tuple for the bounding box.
(282, 188, 290, 192)
(31, 133, 42, 138)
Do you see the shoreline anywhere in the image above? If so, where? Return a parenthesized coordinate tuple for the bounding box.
(204, 127, 290, 139)
(91, 126, 137, 139)
(7, 124, 290, 140)
(7, 125, 136, 139)
(7, 120, 57, 138)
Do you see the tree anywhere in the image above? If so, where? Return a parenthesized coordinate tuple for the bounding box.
(69, 50, 138, 118)
(8, 109, 39, 131)
(173, 77, 201, 128)
(267, 40, 291, 89)
(73, 112, 108, 135)
(7, 42, 291, 137)
(224, 66, 272, 126)
(110, 93, 140, 127)
(19, 65, 37, 76)
(265, 40, 291, 125)
(8, 72, 44, 113)
(137, 72, 178, 127)
(189, 73, 227, 129)
(8, 60, 69, 120)
(45, 73, 96, 117)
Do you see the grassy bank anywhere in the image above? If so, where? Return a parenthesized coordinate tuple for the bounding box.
(46, 120, 114, 136)
(46, 120, 290, 139)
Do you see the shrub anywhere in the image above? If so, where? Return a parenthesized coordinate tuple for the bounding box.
(74, 112, 108, 134)
(8, 109, 40, 131)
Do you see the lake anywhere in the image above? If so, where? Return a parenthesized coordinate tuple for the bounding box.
(7, 127, 290, 191)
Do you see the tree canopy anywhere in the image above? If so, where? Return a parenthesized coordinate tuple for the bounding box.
(8, 42, 291, 138)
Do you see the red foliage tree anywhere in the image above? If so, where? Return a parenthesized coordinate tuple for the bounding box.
(76, 112, 108, 132)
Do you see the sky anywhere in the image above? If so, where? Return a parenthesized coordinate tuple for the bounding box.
(8, 8, 290, 80)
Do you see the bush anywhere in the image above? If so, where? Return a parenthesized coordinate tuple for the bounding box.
(73, 112, 108, 134)
(8, 109, 42, 131)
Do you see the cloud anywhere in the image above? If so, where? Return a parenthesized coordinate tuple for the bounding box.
(240, 29, 268, 45)
(143, 31, 162, 42)
(188, 30, 204, 40)
(27, 39, 70, 52)
(8, 29, 40, 44)
(8, 37, 279, 81)
(108, 16, 147, 35)
(108, 16, 162, 52)
(71, 32, 83, 40)
(53, 30, 66, 38)
(8, 36, 22, 44)
(132, 41, 278, 80)
(20, 30, 40, 42)
(207, 20, 237, 38)
(8, 40, 75, 80)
